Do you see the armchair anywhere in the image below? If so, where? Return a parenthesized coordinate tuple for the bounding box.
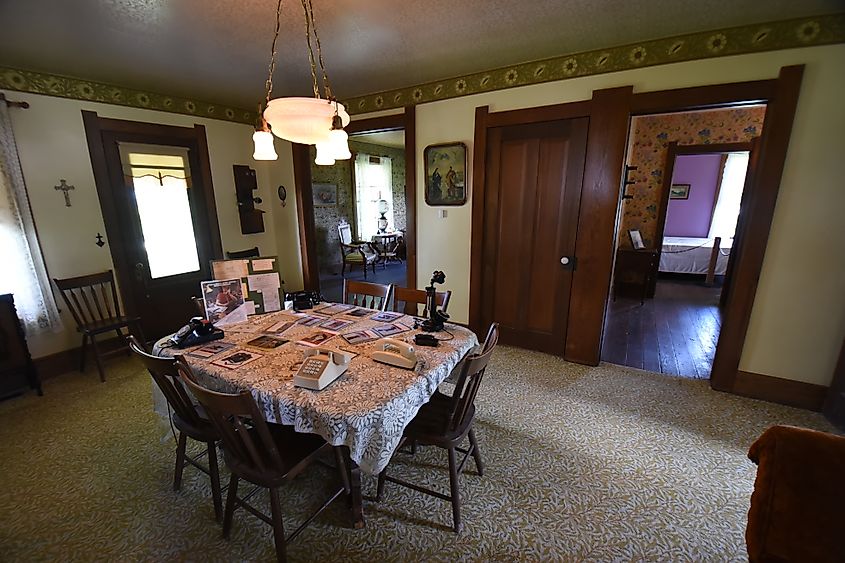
(338, 222, 378, 279)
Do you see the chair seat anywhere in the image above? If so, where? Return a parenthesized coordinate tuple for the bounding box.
(404, 391, 475, 445)
(344, 254, 366, 263)
(78, 315, 141, 334)
(223, 424, 329, 487)
(173, 407, 218, 443)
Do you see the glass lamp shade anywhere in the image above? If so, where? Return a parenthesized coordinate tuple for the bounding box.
(377, 199, 389, 215)
(264, 97, 350, 145)
(327, 128, 351, 160)
(314, 142, 336, 166)
(252, 130, 278, 160)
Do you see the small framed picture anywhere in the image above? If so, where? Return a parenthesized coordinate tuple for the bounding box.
(312, 183, 338, 206)
(628, 229, 645, 250)
(669, 183, 691, 199)
(424, 142, 467, 206)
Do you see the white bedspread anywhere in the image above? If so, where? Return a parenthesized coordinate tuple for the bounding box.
(660, 237, 733, 275)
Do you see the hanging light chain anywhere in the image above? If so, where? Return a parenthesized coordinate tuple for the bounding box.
(304, 0, 333, 100)
(300, 0, 321, 98)
(264, 0, 283, 106)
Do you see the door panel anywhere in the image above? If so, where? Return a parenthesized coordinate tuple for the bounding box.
(481, 118, 589, 354)
(101, 133, 219, 339)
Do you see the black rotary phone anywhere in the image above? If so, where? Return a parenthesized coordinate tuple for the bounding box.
(289, 290, 323, 311)
(170, 317, 224, 349)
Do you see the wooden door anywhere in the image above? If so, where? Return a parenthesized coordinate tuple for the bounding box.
(480, 119, 588, 354)
(99, 132, 220, 339)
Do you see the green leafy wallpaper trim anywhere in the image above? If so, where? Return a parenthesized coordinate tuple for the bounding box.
(343, 13, 845, 114)
(0, 66, 258, 125)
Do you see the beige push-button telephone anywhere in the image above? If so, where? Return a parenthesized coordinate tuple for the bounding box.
(293, 348, 351, 390)
(372, 338, 417, 369)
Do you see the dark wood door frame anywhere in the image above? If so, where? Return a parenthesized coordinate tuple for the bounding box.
(292, 106, 417, 291)
(82, 111, 223, 324)
(649, 140, 755, 295)
(470, 66, 806, 406)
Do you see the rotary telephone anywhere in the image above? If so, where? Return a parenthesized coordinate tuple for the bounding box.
(170, 317, 224, 349)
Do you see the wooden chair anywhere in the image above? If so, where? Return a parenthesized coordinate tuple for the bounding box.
(53, 270, 144, 382)
(338, 222, 378, 279)
(343, 279, 392, 311)
(392, 286, 451, 317)
(178, 368, 348, 563)
(226, 246, 260, 259)
(127, 336, 223, 521)
(376, 323, 500, 533)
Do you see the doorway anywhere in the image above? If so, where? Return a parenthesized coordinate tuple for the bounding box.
(478, 118, 589, 354)
(83, 112, 223, 339)
(603, 106, 764, 378)
(309, 130, 408, 303)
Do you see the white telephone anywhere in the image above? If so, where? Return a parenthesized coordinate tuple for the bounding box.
(372, 338, 417, 370)
(293, 348, 351, 390)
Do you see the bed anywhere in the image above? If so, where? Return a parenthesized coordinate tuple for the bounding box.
(659, 236, 733, 275)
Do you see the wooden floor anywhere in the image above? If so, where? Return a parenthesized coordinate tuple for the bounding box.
(601, 279, 722, 379)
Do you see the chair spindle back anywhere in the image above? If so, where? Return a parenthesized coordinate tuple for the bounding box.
(178, 365, 287, 475)
(53, 270, 123, 327)
(392, 287, 451, 317)
(343, 280, 392, 311)
(448, 323, 499, 433)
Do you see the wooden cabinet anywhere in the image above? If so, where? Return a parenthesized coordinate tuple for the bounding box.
(613, 249, 659, 303)
(0, 294, 42, 399)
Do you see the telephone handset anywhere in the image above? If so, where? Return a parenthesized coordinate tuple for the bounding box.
(170, 317, 224, 349)
(293, 348, 351, 390)
(372, 338, 417, 370)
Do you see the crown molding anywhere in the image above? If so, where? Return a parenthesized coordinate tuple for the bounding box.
(343, 13, 845, 114)
(0, 66, 258, 125)
(1, 13, 841, 122)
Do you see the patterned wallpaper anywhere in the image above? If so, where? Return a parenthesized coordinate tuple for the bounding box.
(619, 106, 767, 248)
(309, 140, 406, 274)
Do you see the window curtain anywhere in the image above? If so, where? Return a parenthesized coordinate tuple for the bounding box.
(0, 98, 63, 334)
(708, 152, 750, 240)
(354, 153, 393, 241)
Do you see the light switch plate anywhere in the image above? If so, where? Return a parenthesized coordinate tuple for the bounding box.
(438, 209, 448, 219)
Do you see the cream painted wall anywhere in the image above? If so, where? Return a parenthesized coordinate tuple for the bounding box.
(2, 90, 298, 358)
(351, 44, 845, 387)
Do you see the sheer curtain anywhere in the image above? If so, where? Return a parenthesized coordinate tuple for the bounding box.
(708, 152, 750, 240)
(0, 99, 63, 333)
(354, 153, 393, 241)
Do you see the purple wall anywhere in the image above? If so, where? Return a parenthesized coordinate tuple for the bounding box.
(664, 154, 722, 238)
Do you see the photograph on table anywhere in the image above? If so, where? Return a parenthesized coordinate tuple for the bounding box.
(344, 307, 373, 318)
(297, 314, 328, 327)
(263, 320, 296, 334)
(314, 303, 356, 316)
(187, 341, 235, 359)
(371, 311, 404, 323)
(342, 329, 380, 345)
(246, 335, 288, 350)
(319, 318, 355, 332)
(373, 323, 410, 338)
(298, 331, 336, 347)
(211, 349, 263, 369)
(201, 278, 250, 326)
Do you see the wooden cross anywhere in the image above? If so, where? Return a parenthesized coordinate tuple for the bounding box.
(54, 179, 75, 207)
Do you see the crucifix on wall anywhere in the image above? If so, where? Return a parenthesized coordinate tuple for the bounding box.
(54, 179, 75, 207)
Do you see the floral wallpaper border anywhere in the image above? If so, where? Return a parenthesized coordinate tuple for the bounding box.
(0, 66, 258, 125)
(0, 14, 842, 122)
(343, 13, 844, 114)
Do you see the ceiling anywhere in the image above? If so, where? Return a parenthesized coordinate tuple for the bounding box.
(0, 1, 840, 110)
(352, 130, 404, 149)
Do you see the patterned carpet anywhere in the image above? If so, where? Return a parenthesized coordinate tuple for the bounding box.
(0, 346, 836, 562)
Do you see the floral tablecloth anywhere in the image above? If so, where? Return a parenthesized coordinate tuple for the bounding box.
(153, 306, 477, 475)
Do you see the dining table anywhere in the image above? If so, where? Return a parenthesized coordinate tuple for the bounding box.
(152, 303, 478, 528)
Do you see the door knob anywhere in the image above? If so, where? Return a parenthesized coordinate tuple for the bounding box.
(560, 256, 577, 270)
(560, 257, 569, 265)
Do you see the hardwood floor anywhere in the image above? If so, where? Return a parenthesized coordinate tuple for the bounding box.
(602, 278, 722, 379)
(318, 261, 407, 304)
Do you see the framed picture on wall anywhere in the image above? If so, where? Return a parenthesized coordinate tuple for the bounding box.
(669, 183, 691, 199)
(313, 183, 338, 206)
(424, 142, 467, 206)
(628, 229, 645, 250)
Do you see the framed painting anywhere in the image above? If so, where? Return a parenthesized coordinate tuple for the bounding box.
(669, 183, 691, 199)
(424, 142, 467, 206)
(312, 183, 337, 206)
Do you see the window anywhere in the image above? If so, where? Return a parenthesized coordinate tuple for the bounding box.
(708, 152, 750, 240)
(0, 102, 62, 333)
(354, 153, 393, 241)
(120, 147, 201, 279)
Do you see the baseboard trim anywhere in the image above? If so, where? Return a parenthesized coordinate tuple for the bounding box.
(733, 370, 828, 412)
(34, 336, 128, 381)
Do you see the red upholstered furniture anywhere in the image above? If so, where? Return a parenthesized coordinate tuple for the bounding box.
(746, 425, 845, 563)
